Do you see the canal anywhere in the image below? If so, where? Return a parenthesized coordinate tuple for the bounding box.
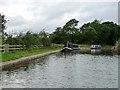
(1, 50, 118, 88)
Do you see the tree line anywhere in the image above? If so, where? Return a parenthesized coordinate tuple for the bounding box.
(1, 16, 120, 47)
(5, 31, 51, 48)
(51, 19, 120, 45)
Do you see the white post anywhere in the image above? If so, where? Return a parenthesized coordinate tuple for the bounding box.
(4, 44, 9, 53)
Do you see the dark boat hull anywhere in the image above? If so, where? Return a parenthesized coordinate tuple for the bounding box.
(61, 42, 80, 52)
(61, 47, 80, 52)
(61, 47, 73, 52)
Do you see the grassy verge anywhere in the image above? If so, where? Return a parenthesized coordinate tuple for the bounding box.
(1, 44, 113, 62)
(79, 44, 90, 49)
(101, 45, 113, 50)
(1, 47, 62, 62)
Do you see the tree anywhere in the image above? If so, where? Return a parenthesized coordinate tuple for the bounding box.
(4, 18, 120, 46)
(51, 19, 80, 44)
(51, 27, 63, 44)
(82, 26, 97, 44)
(62, 19, 79, 42)
(0, 13, 7, 44)
(39, 31, 51, 47)
(80, 20, 120, 45)
(101, 22, 120, 45)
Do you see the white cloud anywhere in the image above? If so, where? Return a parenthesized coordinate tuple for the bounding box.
(0, 0, 119, 33)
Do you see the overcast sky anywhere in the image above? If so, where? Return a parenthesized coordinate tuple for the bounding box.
(0, 0, 119, 34)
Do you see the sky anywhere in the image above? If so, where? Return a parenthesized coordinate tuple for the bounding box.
(0, 0, 119, 34)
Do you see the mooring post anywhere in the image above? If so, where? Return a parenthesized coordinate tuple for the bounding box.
(4, 44, 9, 53)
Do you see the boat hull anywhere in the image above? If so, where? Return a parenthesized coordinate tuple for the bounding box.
(61, 47, 73, 52)
(61, 47, 80, 52)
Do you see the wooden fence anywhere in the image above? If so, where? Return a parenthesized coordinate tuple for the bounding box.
(0, 44, 25, 53)
(0, 44, 63, 53)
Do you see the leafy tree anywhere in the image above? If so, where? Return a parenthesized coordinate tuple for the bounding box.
(4, 18, 120, 46)
(82, 26, 97, 44)
(0, 14, 7, 44)
(5, 35, 14, 45)
(101, 22, 120, 45)
(39, 31, 51, 47)
(51, 27, 63, 44)
(80, 20, 120, 45)
(51, 19, 80, 44)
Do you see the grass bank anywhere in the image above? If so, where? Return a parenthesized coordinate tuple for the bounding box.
(1, 44, 114, 62)
(2, 47, 62, 62)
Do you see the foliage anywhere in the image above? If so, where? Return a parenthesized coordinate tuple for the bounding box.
(5, 31, 51, 49)
(51, 19, 120, 45)
(4, 18, 120, 46)
(51, 19, 80, 44)
(0, 13, 8, 44)
(39, 31, 51, 47)
(115, 38, 120, 51)
(118, 39, 120, 49)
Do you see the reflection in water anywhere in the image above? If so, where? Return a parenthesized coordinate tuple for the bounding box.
(91, 49, 101, 54)
(1, 52, 118, 88)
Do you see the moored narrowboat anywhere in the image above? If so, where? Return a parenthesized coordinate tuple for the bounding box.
(61, 41, 80, 52)
(91, 45, 101, 49)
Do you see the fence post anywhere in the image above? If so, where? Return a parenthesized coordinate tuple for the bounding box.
(4, 44, 9, 53)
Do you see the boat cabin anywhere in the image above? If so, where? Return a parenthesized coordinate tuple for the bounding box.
(91, 45, 101, 49)
(61, 41, 80, 52)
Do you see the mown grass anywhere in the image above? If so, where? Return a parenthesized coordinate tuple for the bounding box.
(2, 47, 62, 62)
(79, 44, 90, 48)
(1, 44, 113, 62)
(101, 45, 113, 49)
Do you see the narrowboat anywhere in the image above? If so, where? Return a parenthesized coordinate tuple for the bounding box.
(61, 41, 80, 52)
(91, 45, 101, 49)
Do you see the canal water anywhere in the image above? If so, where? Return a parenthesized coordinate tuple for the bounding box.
(1, 50, 118, 88)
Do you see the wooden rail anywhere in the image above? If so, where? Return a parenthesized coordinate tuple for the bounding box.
(0, 44, 24, 53)
(0, 44, 63, 53)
